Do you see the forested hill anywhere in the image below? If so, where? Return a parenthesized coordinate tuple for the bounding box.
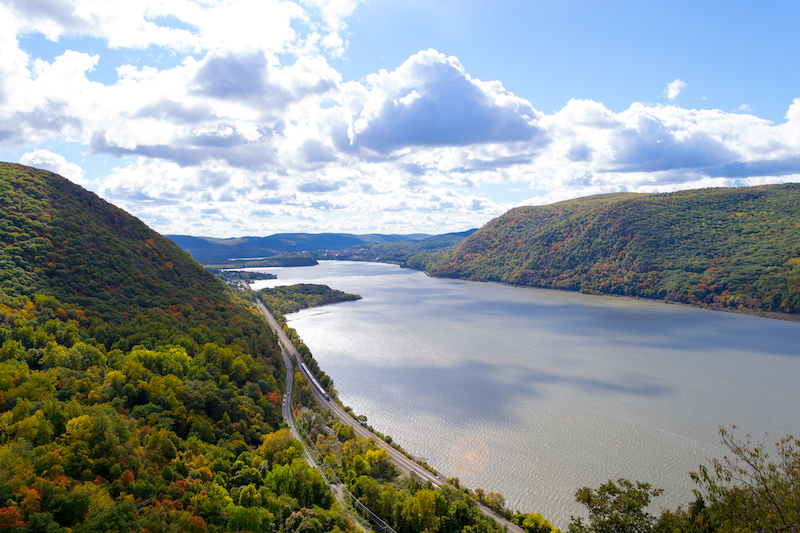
(0, 162, 531, 533)
(317, 229, 477, 263)
(0, 163, 326, 532)
(168, 232, 433, 264)
(1, 163, 227, 322)
(406, 185, 800, 314)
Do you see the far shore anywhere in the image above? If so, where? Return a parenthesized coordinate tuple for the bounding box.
(240, 258, 800, 324)
(410, 266, 800, 324)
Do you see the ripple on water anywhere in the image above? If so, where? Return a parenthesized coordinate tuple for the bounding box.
(270, 262, 800, 529)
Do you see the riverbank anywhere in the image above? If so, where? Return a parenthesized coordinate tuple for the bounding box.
(407, 265, 800, 323)
(255, 295, 526, 533)
(252, 260, 800, 528)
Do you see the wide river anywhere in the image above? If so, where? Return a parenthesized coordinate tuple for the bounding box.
(251, 261, 800, 528)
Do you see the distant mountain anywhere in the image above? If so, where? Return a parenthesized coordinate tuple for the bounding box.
(406, 185, 800, 315)
(0, 163, 231, 322)
(319, 229, 478, 263)
(167, 232, 433, 264)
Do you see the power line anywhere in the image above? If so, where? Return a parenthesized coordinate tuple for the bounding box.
(289, 395, 397, 533)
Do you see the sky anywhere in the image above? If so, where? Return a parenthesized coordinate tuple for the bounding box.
(2, 0, 800, 237)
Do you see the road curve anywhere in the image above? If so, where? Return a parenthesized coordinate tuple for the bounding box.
(255, 298, 522, 533)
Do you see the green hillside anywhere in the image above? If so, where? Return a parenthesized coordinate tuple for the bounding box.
(0, 163, 329, 532)
(0, 163, 518, 533)
(406, 185, 800, 314)
(1, 163, 228, 322)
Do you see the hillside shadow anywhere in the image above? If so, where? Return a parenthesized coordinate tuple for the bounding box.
(363, 282, 800, 359)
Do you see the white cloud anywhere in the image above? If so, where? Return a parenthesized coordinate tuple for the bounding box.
(19, 149, 87, 184)
(300, 0, 363, 55)
(7, 0, 199, 50)
(0, 6, 30, 106)
(348, 50, 545, 154)
(190, 0, 306, 53)
(4, 0, 800, 236)
(663, 78, 687, 100)
(3, 0, 309, 53)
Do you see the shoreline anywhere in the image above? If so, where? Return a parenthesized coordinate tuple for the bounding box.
(256, 260, 800, 527)
(258, 297, 525, 533)
(248, 258, 800, 323)
(407, 266, 800, 324)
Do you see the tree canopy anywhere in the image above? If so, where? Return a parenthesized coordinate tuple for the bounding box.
(407, 185, 800, 315)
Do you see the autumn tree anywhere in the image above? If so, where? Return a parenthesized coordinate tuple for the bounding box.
(568, 478, 663, 533)
(518, 512, 556, 533)
(689, 426, 800, 532)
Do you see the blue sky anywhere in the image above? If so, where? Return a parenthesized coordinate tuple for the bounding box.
(2, 0, 800, 237)
(341, 0, 800, 121)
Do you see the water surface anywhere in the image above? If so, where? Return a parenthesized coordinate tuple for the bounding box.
(251, 261, 800, 528)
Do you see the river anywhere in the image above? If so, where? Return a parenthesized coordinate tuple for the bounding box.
(250, 261, 800, 528)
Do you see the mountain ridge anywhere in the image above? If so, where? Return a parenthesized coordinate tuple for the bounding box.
(167, 232, 440, 264)
(406, 184, 800, 315)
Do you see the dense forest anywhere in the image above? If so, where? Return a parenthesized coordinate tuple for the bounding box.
(0, 164, 343, 532)
(0, 164, 229, 322)
(406, 185, 800, 315)
(2, 163, 799, 533)
(258, 285, 361, 316)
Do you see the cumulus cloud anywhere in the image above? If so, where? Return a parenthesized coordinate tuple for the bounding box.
(0, 101, 81, 145)
(606, 109, 736, 172)
(301, 139, 337, 163)
(4, 0, 800, 236)
(567, 144, 593, 162)
(192, 52, 275, 100)
(663, 78, 687, 100)
(132, 100, 215, 124)
(19, 149, 87, 184)
(91, 129, 278, 170)
(348, 50, 545, 154)
(705, 157, 800, 178)
(0, 47, 92, 145)
(298, 179, 346, 192)
(4, 0, 307, 53)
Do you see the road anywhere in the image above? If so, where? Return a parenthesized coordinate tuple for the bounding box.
(255, 299, 522, 533)
(257, 299, 443, 484)
(256, 301, 331, 478)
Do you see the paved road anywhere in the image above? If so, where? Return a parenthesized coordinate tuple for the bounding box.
(255, 299, 522, 533)
(258, 301, 329, 475)
(257, 299, 442, 484)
